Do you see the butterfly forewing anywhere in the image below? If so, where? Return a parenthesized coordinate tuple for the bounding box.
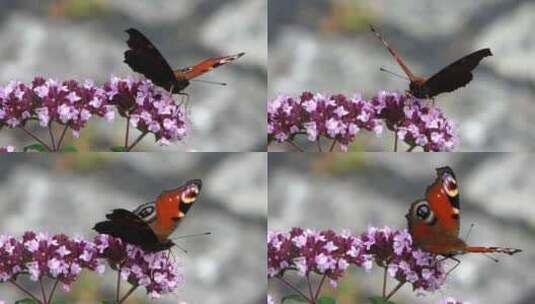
(422, 48, 492, 98)
(175, 52, 246, 80)
(124, 28, 188, 93)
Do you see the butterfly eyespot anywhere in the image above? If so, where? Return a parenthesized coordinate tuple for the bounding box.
(181, 187, 199, 204)
(413, 200, 435, 224)
(442, 174, 458, 197)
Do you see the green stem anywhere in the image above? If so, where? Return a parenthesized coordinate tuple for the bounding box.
(126, 131, 148, 151)
(56, 125, 69, 151)
(10, 279, 42, 304)
(276, 276, 312, 303)
(39, 278, 48, 304)
(385, 280, 405, 300)
(19, 125, 53, 151)
(118, 285, 138, 304)
(314, 274, 327, 301)
(124, 116, 130, 150)
(48, 122, 56, 151)
(287, 140, 304, 152)
(328, 139, 337, 152)
(47, 279, 59, 303)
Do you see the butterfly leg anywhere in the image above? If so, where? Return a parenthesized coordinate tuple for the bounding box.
(178, 93, 190, 110)
(444, 256, 461, 277)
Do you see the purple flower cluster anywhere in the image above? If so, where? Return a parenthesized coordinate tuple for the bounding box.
(267, 91, 459, 151)
(0, 232, 104, 290)
(0, 232, 183, 299)
(371, 91, 459, 152)
(359, 226, 446, 292)
(268, 228, 373, 285)
(94, 234, 183, 298)
(268, 92, 383, 151)
(0, 78, 115, 138)
(104, 76, 190, 146)
(0, 76, 190, 147)
(268, 226, 446, 292)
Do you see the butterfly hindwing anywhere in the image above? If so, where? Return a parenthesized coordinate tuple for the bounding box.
(93, 208, 171, 252)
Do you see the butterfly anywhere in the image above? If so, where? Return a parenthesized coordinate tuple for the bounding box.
(370, 25, 492, 99)
(123, 28, 245, 95)
(406, 167, 521, 257)
(94, 179, 202, 252)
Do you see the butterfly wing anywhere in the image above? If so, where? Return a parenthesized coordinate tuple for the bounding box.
(407, 166, 464, 254)
(93, 209, 172, 252)
(150, 179, 202, 241)
(174, 52, 245, 80)
(123, 28, 188, 93)
(421, 48, 492, 98)
(407, 199, 466, 254)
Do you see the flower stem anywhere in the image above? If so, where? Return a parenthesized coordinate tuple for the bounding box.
(10, 279, 42, 304)
(116, 267, 122, 303)
(19, 125, 53, 151)
(47, 279, 59, 303)
(328, 139, 337, 152)
(118, 285, 138, 304)
(393, 128, 398, 152)
(276, 276, 312, 303)
(287, 140, 304, 152)
(407, 145, 416, 152)
(48, 122, 57, 151)
(56, 125, 69, 151)
(316, 138, 322, 152)
(306, 274, 315, 303)
(314, 274, 327, 301)
(39, 278, 48, 304)
(382, 266, 388, 298)
(385, 280, 405, 300)
(126, 131, 148, 151)
(124, 116, 131, 150)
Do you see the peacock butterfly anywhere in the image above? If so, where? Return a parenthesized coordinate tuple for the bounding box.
(370, 25, 492, 100)
(406, 167, 521, 256)
(124, 28, 245, 95)
(94, 179, 202, 252)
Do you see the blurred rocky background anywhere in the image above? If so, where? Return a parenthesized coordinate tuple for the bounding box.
(268, 153, 534, 304)
(268, 0, 535, 152)
(0, 0, 266, 151)
(0, 153, 267, 303)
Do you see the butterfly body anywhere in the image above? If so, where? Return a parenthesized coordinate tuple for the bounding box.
(406, 167, 521, 256)
(94, 179, 202, 252)
(370, 26, 492, 99)
(124, 28, 244, 94)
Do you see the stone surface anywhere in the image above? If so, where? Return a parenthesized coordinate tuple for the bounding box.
(268, 0, 535, 151)
(0, 154, 266, 304)
(268, 153, 535, 304)
(0, 0, 266, 152)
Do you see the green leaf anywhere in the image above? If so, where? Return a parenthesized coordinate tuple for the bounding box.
(60, 145, 78, 152)
(100, 301, 116, 304)
(110, 146, 127, 152)
(15, 299, 39, 304)
(369, 296, 396, 304)
(23, 143, 47, 152)
(318, 296, 337, 304)
(282, 294, 308, 303)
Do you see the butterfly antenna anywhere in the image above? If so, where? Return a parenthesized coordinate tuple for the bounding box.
(172, 232, 212, 240)
(379, 67, 409, 81)
(191, 79, 227, 86)
(483, 253, 499, 263)
(464, 223, 475, 242)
